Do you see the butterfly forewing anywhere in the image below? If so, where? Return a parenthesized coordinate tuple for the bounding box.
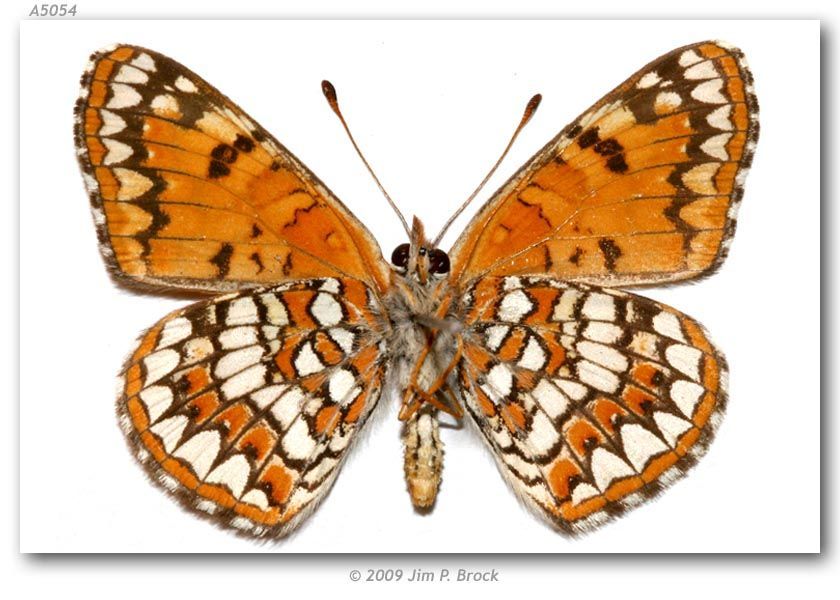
(119, 277, 387, 536)
(456, 276, 726, 532)
(448, 41, 758, 287)
(75, 45, 390, 293)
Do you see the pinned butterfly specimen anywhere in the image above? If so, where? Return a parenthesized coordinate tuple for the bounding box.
(74, 41, 758, 538)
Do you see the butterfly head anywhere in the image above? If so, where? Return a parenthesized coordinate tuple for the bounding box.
(390, 217, 450, 284)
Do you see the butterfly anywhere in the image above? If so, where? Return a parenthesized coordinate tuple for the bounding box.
(74, 41, 758, 539)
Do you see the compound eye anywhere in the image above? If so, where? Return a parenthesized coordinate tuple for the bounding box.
(428, 248, 450, 274)
(391, 243, 410, 268)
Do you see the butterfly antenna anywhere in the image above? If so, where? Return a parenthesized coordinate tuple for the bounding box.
(432, 93, 542, 247)
(321, 80, 411, 237)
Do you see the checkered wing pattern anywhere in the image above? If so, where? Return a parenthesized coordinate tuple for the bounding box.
(449, 41, 758, 287)
(456, 276, 726, 533)
(75, 45, 390, 293)
(120, 277, 386, 537)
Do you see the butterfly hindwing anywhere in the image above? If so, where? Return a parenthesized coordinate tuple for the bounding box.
(448, 41, 758, 287)
(75, 45, 390, 293)
(120, 277, 387, 537)
(456, 276, 726, 533)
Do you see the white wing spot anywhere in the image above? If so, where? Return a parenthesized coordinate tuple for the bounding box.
(130, 52, 156, 71)
(113, 168, 153, 200)
(229, 516, 255, 532)
(282, 419, 317, 460)
(518, 337, 547, 370)
(620, 424, 669, 470)
(114, 64, 149, 84)
(319, 278, 341, 293)
(195, 500, 216, 515)
(581, 293, 616, 321)
(175, 75, 198, 93)
(670, 380, 705, 417)
(502, 452, 543, 480)
(590, 448, 636, 491)
(577, 360, 620, 393)
(502, 276, 522, 291)
(328, 327, 355, 354)
(226, 297, 259, 325)
(310, 293, 343, 327)
(241, 489, 270, 510)
(138, 385, 173, 424)
(221, 364, 267, 399)
(552, 289, 582, 322)
(491, 424, 513, 449)
(706, 105, 733, 130)
(577, 341, 628, 373)
(700, 133, 733, 161)
(654, 411, 694, 447)
(483, 363, 513, 401)
(530, 379, 570, 419)
(684, 60, 718, 80)
(98, 109, 126, 135)
(665, 345, 703, 381)
(149, 415, 188, 453)
(584, 322, 622, 344)
(250, 384, 289, 409)
(328, 368, 358, 402)
(173, 431, 221, 480)
(652, 311, 686, 342)
(691, 79, 727, 104)
(259, 293, 289, 326)
(102, 138, 133, 165)
(143, 348, 180, 385)
(628, 331, 660, 360)
(294, 342, 324, 376)
(498, 290, 533, 322)
(485, 325, 509, 351)
(681, 163, 720, 195)
(158, 317, 193, 349)
(205, 455, 251, 498)
(107, 83, 142, 109)
(218, 326, 258, 349)
(526, 410, 560, 455)
(271, 387, 306, 430)
(555, 378, 588, 401)
(655, 91, 682, 113)
(679, 49, 703, 67)
(571, 482, 600, 505)
(183, 337, 213, 364)
(637, 71, 661, 88)
(215, 345, 264, 379)
(150, 94, 180, 117)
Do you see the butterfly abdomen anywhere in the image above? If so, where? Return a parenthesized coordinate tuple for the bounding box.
(403, 403, 444, 509)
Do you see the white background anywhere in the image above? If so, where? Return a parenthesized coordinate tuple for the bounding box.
(5, 3, 834, 599)
(17, 19, 820, 554)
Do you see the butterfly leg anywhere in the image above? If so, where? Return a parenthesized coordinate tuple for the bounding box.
(398, 336, 464, 420)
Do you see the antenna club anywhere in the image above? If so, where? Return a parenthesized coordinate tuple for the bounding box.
(321, 80, 340, 113)
(522, 93, 542, 124)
